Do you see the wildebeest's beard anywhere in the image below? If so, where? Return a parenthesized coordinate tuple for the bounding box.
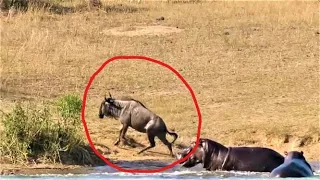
(176, 143, 205, 168)
(99, 102, 105, 119)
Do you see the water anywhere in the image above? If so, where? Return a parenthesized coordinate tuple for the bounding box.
(1, 161, 319, 180)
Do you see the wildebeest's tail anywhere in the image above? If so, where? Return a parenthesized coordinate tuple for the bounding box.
(167, 129, 178, 144)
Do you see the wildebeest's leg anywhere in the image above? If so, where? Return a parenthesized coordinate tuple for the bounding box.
(114, 124, 123, 146)
(138, 133, 155, 154)
(119, 124, 129, 144)
(157, 133, 174, 157)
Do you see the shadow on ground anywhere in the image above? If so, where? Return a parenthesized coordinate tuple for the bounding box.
(125, 136, 147, 148)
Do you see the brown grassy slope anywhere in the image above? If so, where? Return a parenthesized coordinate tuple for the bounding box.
(1, 1, 319, 162)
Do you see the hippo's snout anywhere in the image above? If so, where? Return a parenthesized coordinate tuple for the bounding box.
(176, 151, 190, 165)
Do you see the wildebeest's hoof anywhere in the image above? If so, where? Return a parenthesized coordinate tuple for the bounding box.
(114, 140, 120, 146)
(137, 150, 144, 154)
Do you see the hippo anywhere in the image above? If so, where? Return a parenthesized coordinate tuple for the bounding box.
(176, 138, 284, 172)
(270, 151, 314, 177)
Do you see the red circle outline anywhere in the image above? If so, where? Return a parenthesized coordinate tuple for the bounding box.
(81, 56, 202, 173)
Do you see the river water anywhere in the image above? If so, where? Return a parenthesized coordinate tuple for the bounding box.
(1, 161, 319, 180)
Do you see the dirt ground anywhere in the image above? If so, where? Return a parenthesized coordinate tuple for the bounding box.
(1, 0, 319, 172)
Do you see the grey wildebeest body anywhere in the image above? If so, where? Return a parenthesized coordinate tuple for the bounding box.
(98, 94, 178, 156)
(176, 138, 284, 172)
(270, 151, 314, 178)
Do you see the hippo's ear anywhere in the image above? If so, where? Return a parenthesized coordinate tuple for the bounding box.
(201, 140, 207, 149)
(191, 139, 205, 147)
(190, 141, 201, 149)
(109, 92, 112, 98)
(300, 151, 304, 155)
(199, 138, 205, 144)
(200, 138, 207, 145)
(284, 151, 288, 156)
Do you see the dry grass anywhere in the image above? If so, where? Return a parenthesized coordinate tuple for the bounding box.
(1, 0, 319, 163)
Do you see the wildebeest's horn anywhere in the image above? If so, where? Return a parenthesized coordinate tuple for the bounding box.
(109, 92, 112, 98)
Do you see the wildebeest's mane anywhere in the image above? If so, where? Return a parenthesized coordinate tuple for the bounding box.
(117, 96, 148, 109)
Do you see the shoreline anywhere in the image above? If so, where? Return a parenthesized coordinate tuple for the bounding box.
(0, 158, 174, 175)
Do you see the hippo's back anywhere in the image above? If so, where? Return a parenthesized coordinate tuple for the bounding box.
(271, 159, 313, 178)
(229, 147, 284, 172)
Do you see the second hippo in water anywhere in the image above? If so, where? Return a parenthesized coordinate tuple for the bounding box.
(271, 151, 313, 178)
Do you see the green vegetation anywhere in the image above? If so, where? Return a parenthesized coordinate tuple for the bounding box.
(56, 93, 82, 125)
(0, 94, 100, 165)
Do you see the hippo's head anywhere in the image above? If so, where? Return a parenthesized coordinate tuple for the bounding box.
(283, 151, 314, 173)
(284, 151, 306, 161)
(175, 139, 208, 168)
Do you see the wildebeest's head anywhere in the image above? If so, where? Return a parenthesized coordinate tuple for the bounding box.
(175, 139, 207, 168)
(98, 93, 121, 119)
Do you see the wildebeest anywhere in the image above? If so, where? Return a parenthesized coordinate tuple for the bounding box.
(98, 93, 178, 157)
(176, 138, 284, 172)
(271, 151, 314, 178)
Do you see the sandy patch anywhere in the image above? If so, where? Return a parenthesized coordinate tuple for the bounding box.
(102, 25, 183, 36)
